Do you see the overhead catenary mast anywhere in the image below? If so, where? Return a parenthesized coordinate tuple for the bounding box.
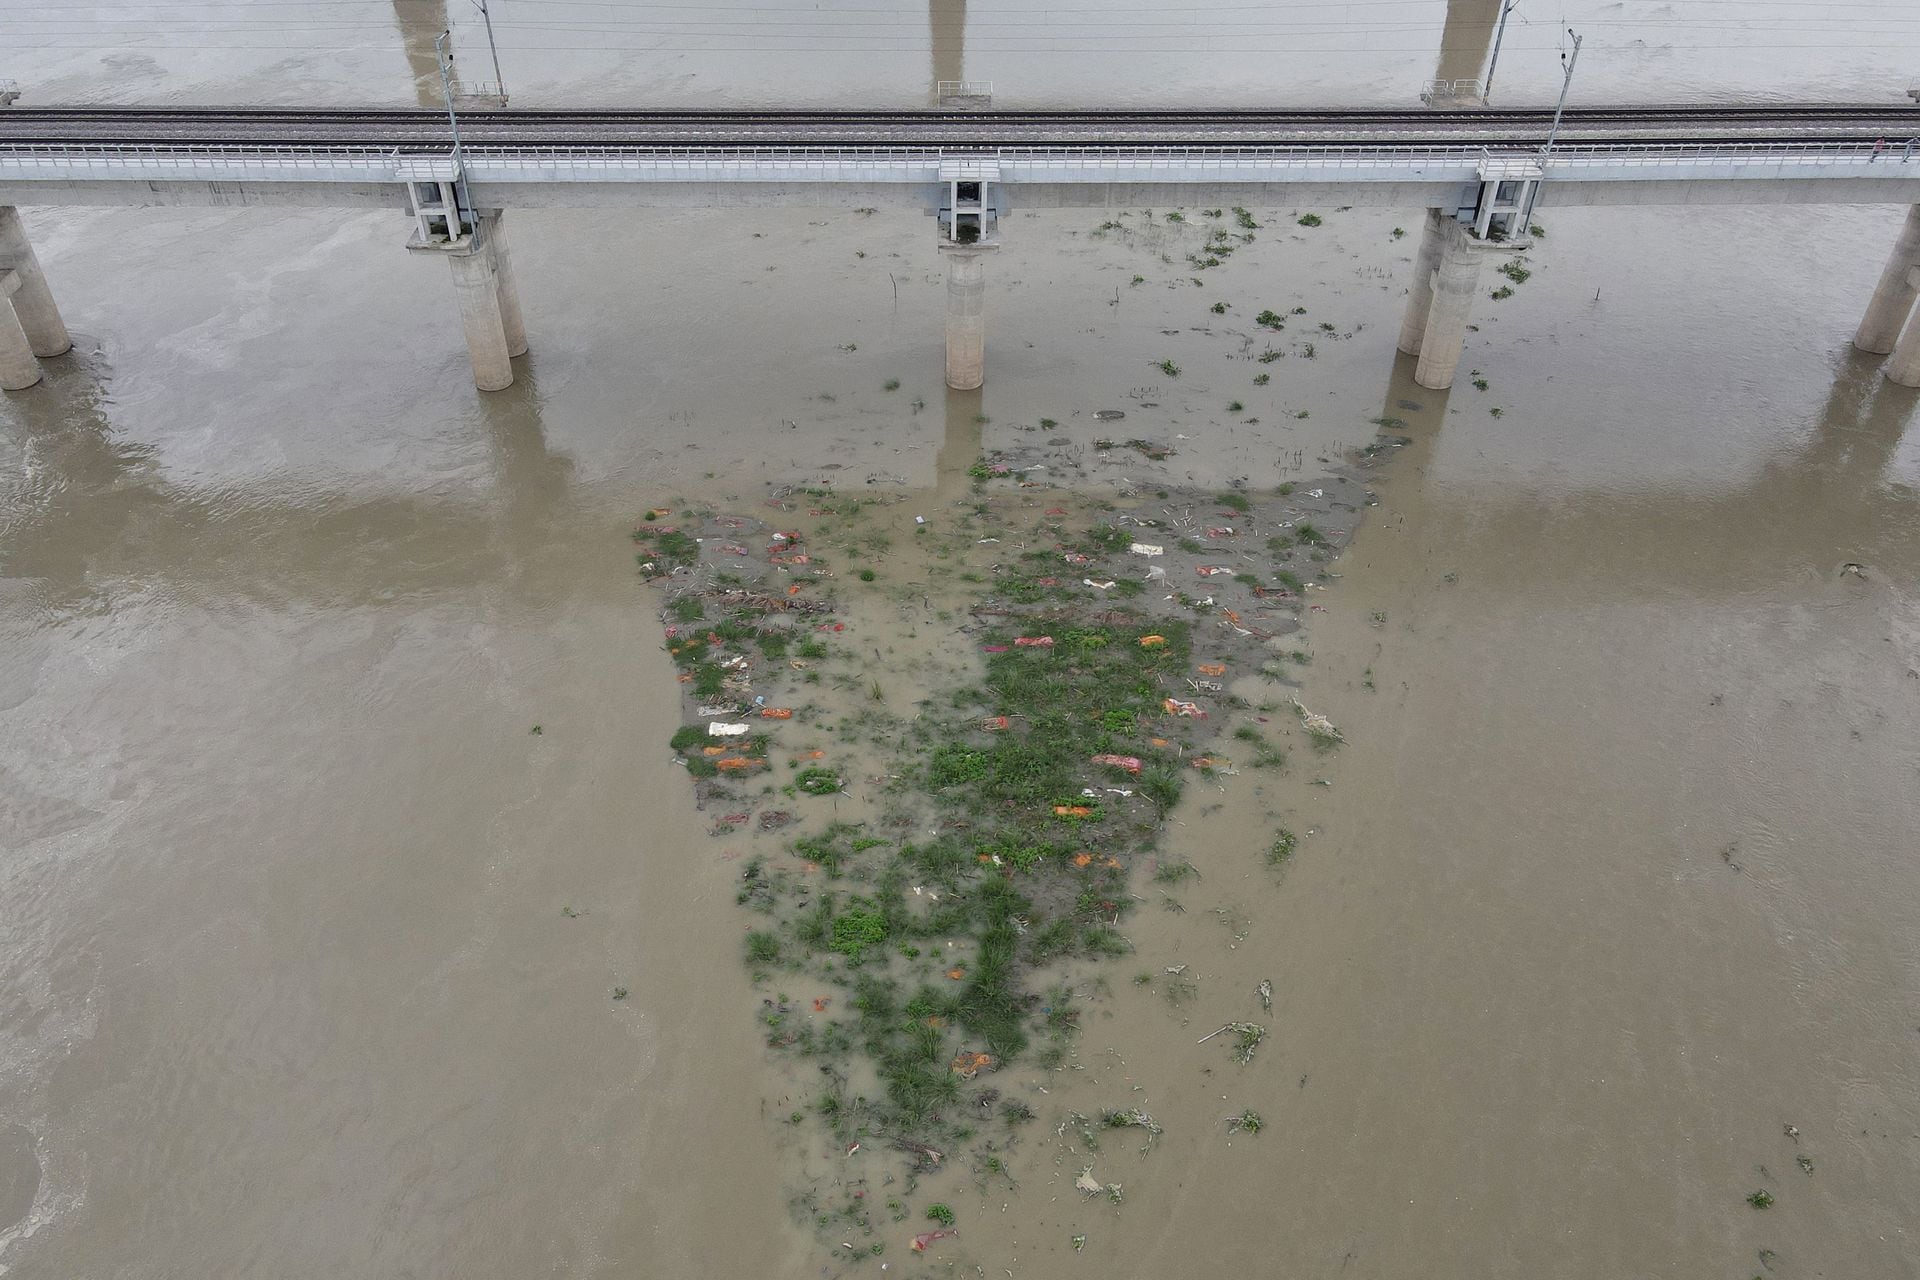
(472, 0, 508, 103)
(1521, 28, 1583, 234)
(1483, 0, 1520, 102)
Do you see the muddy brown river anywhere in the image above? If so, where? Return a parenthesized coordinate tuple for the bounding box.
(3, 5, 1919, 1277)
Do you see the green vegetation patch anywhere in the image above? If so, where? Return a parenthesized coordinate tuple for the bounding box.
(631, 489, 1353, 1246)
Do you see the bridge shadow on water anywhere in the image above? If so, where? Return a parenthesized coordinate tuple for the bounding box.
(393, 1, 452, 110)
(1367, 346, 1920, 598)
(929, 0, 966, 105)
(934, 381, 983, 500)
(0, 347, 579, 611)
(3, 337, 1914, 613)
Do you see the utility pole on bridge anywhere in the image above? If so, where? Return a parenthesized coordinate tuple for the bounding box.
(1482, 0, 1519, 102)
(1521, 27, 1583, 233)
(471, 0, 508, 104)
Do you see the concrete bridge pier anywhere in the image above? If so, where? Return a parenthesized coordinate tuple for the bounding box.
(0, 271, 45, 390)
(0, 207, 74, 359)
(1886, 269, 1920, 387)
(488, 211, 529, 359)
(940, 243, 991, 390)
(447, 232, 515, 392)
(1413, 217, 1486, 390)
(1855, 206, 1920, 355)
(1397, 209, 1448, 357)
(409, 210, 520, 391)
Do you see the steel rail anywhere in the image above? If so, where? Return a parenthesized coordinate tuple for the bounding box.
(1, 139, 1907, 164)
(2, 104, 1917, 144)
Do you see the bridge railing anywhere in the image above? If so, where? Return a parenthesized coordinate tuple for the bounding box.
(0, 139, 1911, 183)
(0, 138, 1903, 160)
(1420, 78, 1484, 104)
(0, 142, 407, 167)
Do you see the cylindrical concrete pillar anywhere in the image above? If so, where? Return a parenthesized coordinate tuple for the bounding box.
(1414, 224, 1484, 391)
(1397, 209, 1448, 357)
(1855, 205, 1920, 355)
(448, 241, 514, 392)
(0, 207, 73, 358)
(484, 212, 529, 359)
(0, 298, 43, 390)
(943, 249, 986, 390)
(1886, 302, 1920, 387)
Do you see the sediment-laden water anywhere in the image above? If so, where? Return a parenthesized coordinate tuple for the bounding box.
(3, 8, 1919, 1276)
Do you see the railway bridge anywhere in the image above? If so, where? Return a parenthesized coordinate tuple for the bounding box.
(0, 105, 1918, 393)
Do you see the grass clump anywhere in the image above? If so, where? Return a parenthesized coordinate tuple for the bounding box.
(1296, 213, 1322, 227)
(829, 903, 889, 962)
(1225, 1022, 1267, 1063)
(796, 766, 841, 795)
(1100, 1107, 1164, 1150)
(633, 525, 701, 574)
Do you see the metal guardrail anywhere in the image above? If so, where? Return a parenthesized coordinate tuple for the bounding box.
(1420, 78, 1484, 104)
(0, 139, 1908, 161)
(0, 143, 405, 165)
(0, 139, 1912, 181)
(935, 81, 992, 97)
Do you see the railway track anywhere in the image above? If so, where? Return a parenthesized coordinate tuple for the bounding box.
(1, 104, 1915, 150)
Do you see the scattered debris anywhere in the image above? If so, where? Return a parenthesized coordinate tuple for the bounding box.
(1198, 1021, 1268, 1063)
(1075, 1166, 1124, 1203)
(1100, 1106, 1164, 1150)
(1289, 699, 1343, 743)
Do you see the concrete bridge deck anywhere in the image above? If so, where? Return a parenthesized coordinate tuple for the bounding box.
(1, 104, 1916, 149)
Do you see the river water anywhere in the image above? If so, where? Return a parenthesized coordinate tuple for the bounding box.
(2, 4, 1918, 1277)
